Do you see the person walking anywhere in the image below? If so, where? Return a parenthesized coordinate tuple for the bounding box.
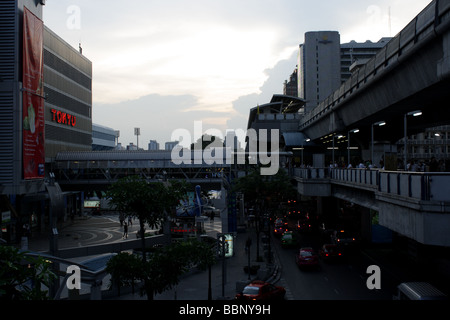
(123, 222, 128, 239)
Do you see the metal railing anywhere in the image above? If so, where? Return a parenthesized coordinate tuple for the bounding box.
(293, 167, 450, 202)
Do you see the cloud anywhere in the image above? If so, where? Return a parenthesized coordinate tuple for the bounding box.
(45, 0, 433, 150)
(94, 93, 231, 148)
(227, 49, 299, 131)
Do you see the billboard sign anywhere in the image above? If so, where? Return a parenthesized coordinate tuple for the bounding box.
(22, 7, 45, 180)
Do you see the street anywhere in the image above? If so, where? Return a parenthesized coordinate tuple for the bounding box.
(272, 230, 403, 300)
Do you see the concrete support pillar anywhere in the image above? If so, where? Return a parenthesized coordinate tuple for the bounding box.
(438, 30, 450, 80)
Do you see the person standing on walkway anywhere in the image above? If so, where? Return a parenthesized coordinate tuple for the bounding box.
(123, 222, 128, 239)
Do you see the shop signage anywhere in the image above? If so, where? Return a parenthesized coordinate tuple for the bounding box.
(51, 109, 77, 127)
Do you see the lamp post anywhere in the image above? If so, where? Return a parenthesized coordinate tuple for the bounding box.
(404, 110, 422, 170)
(371, 121, 386, 167)
(347, 129, 359, 166)
(332, 134, 344, 166)
(302, 138, 311, 166)
(134, 127, 140, 149)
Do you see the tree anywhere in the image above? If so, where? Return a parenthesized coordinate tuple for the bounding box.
(106, 176, 188, 261)
(233, 167, 296, 260)
(106, 239, 216, 300)
(105, 252, 142, 296)
(0, 246, 56, 300)
(233, 167, 296, 206)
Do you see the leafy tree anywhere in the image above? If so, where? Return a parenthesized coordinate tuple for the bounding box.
(106, 239, 216, 300)
(233, 167, 296, 260)
(0, 246, 56, 300)
(105, 252, 142, 296)
(106, 176, 188, 261)
(233, 167, 296, 206)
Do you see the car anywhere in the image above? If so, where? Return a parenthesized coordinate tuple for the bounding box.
(273, 218, 288, 237)
(296, 220, 313, 233)
(281, 231, 296, 247)
(295, 247, 319, 268)
(273, 225, 288, 237)
(235, 280, 286, 301)
(332, 230, 357, 246)
(319, 244, 342, 262)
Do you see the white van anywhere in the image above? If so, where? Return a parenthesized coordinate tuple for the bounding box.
(394, 282, 447, 300)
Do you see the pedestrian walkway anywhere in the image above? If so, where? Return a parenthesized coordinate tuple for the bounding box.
(22, 213, 155, 253)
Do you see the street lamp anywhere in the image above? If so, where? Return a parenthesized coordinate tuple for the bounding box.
(371, 121, 386, 167)
(332, 134, 344, 166)
(404, 110, 422, 170)
(134, 127, 140, 149)
(347, 129, 359, 166)
(302, 138, 311, 166)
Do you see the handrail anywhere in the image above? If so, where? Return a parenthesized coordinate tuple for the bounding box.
(292, 167, 450, 202)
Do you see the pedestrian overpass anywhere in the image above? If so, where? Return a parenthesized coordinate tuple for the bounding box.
(53, 150, 233, 192)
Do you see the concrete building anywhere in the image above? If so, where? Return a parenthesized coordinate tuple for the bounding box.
(283, 68, 298, 97)
(340, 38, 392, 83)
(148, 140, 160, 151)
(92, 124, 119, 151)
(44, 26, 93, 159)
(298, 31, 341, 113)
(165, 141, 179, 151)
(0, 0, 92, 243)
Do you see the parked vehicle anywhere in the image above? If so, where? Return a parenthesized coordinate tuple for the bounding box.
(235, 280, 286, 301)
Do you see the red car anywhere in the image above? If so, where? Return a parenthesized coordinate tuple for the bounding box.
(319, 244, 342, 262)
(295, 247, 319, 268)
(235, 280, 286, 301)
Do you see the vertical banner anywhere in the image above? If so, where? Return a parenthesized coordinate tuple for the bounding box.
(23, 7, 45, 180)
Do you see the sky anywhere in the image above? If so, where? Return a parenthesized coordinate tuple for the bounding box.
(43, 0, 432, 148)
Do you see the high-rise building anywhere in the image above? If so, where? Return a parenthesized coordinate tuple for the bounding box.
(283, 68, 298, 97)
(148, 140, 160, 151)
(92, 124, 119, 150)
(0, 0, 93, 243)
(298, 31, 341, 113)
(44, 26, 93, 159)
(165, 141, 179, 151)
(340, 38, 392, 83)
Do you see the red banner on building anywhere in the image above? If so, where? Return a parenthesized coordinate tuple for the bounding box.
(23, 7, 45, 180)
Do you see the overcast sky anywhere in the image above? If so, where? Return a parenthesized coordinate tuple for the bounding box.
(43, 0, 432, 148)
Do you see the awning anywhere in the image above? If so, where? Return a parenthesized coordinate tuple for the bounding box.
(282, 132, 315, 148)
